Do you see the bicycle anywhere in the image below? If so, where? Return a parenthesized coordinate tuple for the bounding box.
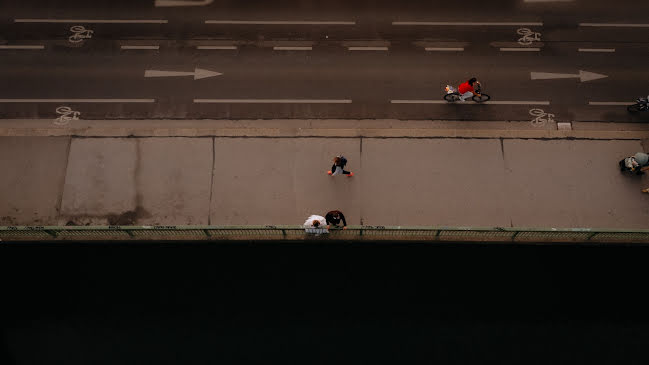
(444, 83, 491, 103)
(627, 96, 649, 113)
(68, 25, 94, 43)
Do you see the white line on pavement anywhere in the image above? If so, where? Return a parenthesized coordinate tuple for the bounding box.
(0, 45, 45, 49)
(348, 46, 388, 51)
(273, 46, 312, 50)
(523, 0, 574, 2)
(578, 48, 615, 52)
(588, 101, 633, 105)
(205, 20, 355, 25)
(15, 19, 168, 24)
(0, 99, 155, 103)
(393, 21, 543, 26)
(425, 47, 464, 51)
(194, 99, 352, 103)
(579, 23, 649, 28)
(121, 45, 160, 50)
(391, 100, 550, 105)
(196, 45, 237, 50)
(500, 47, 541, 51)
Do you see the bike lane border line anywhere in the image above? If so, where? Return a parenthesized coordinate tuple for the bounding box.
(393, 21, 543, 26)
(0, 99, 155, 103)
(0, 45, 45, 49)
(588, 102, 633, 106)
(578, 48, 615, 52)
(500, 47, 541, 51)
(120, 45, 160, 50)
(391, 100, 550, 105)
(14, 19, 168, 24)
(194, 99, 352, 103)
(205, 20, 356, 25)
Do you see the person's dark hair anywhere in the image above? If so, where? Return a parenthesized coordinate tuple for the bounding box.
(313, 220, 320, 227)
(333, 156, 341, 165)
(468, 78, 477, 85)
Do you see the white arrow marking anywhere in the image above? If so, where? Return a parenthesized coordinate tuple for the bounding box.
(155, 0, 213, 7)
(144, 68, 222, 80)
(530, 70, 607, 82)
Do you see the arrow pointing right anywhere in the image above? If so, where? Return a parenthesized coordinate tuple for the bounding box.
(144, 68, 222, 80)
(530, 70, 607, 82)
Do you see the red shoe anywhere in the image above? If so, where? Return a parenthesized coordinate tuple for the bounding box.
(327, 171, 333, 175)
(347, 172, 354, 177)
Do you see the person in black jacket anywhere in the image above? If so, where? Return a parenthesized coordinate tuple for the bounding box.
(327, 155, 353, 177)
(325, 210, 347, 230)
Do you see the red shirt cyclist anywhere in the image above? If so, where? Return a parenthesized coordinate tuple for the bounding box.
(458, 77, 481, 101)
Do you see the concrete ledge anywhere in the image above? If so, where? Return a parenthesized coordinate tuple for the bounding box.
(1, 119, 648, 139)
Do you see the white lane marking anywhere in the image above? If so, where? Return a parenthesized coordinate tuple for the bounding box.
(0, 99, 155, 103)
(145, 68, 222, 80)
(500, 47, 541, 51)
(205, 20, 355, 25)
(194, 99, 352, 103)
(121, 45, 160, 50)
(578, 48, 615, 52)
(54, 106, 80, 126)
(0, 45, 45, 49)
(588, 101, 633, 106)
(391, 100, 550, 105)
(155, 0, 213, 6)
(393, 21, 543, 26)
(273, 46, 312, 50)
(579, 23, 649, 28)
(425, 47, 464, 51)
(348, 46, 388, 51)
(196, 45, 237, 50)
(531, 70, 607, 82)
(68, 25, 93, 43)
(15, 19, 168, 23)
(529, 108, 555, 126)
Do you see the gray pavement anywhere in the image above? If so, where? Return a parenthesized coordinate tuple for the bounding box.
(2, 130, 649, 228)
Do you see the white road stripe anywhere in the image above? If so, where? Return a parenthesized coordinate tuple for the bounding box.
(121, 45, 159, 50)
(348, 46, 388, 51)
(0, 99, 155, 103)
(194, 99, 352, 103)
(196, 45, 237, 50)
(588, 101, 633, 106)
(0, 45, 45, 49)
(205, 20, 355, 25)
(273, 46, 312, 50)
(425, 47, 464, 51)
(524, 0, 574, 2)
(579, 23, 649, 28)
(391, 100, 550, 105)
(500, 47, 541, 51)
(15, 19, 168, 24)
(393, 21, 543, 26)
(578, 48, 615, 52)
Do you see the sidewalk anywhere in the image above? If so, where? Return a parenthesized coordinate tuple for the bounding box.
(2, 120, 649, 229)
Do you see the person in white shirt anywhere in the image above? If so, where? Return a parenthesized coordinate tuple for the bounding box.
(303, 215, 328, 234)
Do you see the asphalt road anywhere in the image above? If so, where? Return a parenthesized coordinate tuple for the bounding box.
(1, 0, 649, 121)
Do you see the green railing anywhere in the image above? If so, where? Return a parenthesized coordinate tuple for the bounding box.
(2, 225, 649, 243)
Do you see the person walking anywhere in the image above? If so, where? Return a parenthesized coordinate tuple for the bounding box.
(325, 210, 347, 230)
(328, 155, 353, 177)
(303, 214, 328, 234)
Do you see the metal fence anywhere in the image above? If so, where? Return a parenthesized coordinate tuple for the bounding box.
(2, 225, 649, 243)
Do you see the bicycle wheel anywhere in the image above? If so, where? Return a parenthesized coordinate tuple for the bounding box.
(627, 104, 642, 113)
(473, 93, 490, 103)
(444, 93, 460, 102)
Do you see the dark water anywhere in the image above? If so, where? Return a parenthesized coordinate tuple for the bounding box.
(2, 241, 648, 364)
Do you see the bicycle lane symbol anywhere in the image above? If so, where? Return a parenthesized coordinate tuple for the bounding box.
(54, 106, 80, 126)
(68, 25, 94, 44)
(517, 28, 541, 46)
(529, 108, 554, 127)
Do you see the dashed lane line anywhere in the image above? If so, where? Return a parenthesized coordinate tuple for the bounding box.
(579, 23, 649, 28)
(273, 46, 312, 51)
(588, 102, 633, 106)
(393, 21, 543, 26)
(205, 20, 355, 25)
(194, 99, 352, 103)
(0, 99, 155, 103)
(500, 47, 541, 51)
(391, 100, 550, 105)
(0, 45, 44, 49)
(425, 47, 464, 51)
(196, 45, 237, 50)
(578, 48, 615, 52)
(15, 19, 168, 24)
(121, 45, 160, 50)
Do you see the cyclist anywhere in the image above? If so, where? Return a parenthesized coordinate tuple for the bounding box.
(458, 77, 481, 101)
